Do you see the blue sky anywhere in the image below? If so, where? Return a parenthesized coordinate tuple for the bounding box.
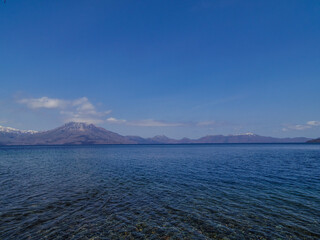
(0, 0, 319, 138)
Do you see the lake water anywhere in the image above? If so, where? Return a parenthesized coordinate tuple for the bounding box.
(0, 144, 319, 239)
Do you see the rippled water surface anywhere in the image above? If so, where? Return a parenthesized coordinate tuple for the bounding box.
(0, 144, 320, 239)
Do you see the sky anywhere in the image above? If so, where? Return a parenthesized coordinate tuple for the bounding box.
(0, 0, 320, 138)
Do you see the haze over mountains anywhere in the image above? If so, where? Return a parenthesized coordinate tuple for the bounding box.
(0, 122, 313, 145)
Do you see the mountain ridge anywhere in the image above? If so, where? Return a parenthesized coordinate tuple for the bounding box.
(307, 138, 320, 143)
(0, 125, 38, 134)
(0, 122, 312, 145)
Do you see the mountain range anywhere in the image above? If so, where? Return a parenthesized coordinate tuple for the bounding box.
(307, 138, 320, 143)
(0, 122, 314, 145)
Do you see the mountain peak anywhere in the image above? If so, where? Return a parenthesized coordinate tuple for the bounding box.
(62, 122, 96, 131)
(32, 122, 134, 145)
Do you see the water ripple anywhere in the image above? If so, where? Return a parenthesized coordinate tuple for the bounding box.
(0, 144, 320, 239)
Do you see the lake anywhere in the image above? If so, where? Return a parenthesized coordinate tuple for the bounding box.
(0, 144, 319, 239)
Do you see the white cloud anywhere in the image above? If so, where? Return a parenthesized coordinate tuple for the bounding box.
(106, 117, 127, 124)
(128, 119, 185, 127)
(106, 118, 185, 127)
(289, 125, 311, 130)
(196, 121, 216, 126)
(18, 96, 223, 128)
(283, 120, 320, 131)
(19, 97, 67, 109)
(106, 118, 223, 128)
(307, 121, 320, 126)
(19, 96, 111, 124)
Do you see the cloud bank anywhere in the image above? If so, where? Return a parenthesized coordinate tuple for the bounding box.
(106, 118, 221, 127)
(282, 121, 320, 131)
(19, 97, 67, 109)
(19, 97, 111, 124)
(19, 96, 221, 128)
(106, 117, 186, 127)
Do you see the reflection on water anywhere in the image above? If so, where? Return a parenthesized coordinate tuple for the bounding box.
(0, 144, 320, 239)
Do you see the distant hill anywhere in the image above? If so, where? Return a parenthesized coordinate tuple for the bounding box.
(0, 122, 312, 145)
(190, 133, 310, 144)
(307, 138, 320, 143)
(127, 132, 310, 144)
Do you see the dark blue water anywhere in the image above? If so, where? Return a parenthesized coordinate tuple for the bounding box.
(0, 144, 319, 239)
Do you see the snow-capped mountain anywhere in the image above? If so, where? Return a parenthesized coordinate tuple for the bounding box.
(0, 125, 38, 134)
(31, 122, 135, 145)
